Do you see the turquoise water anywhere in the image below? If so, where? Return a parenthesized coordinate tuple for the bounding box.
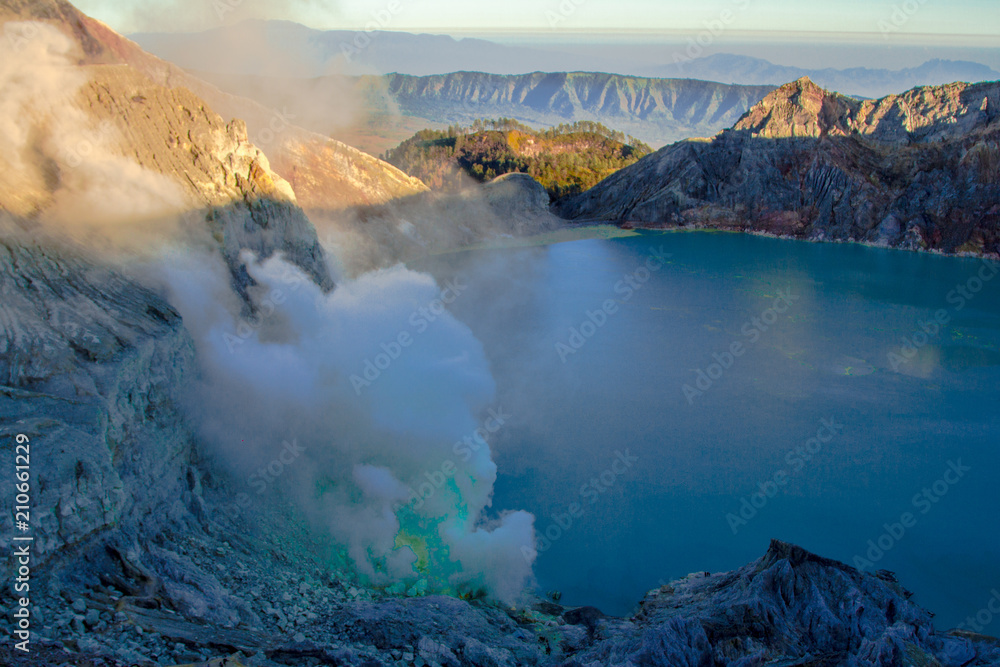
(412, 231, 1000, 631)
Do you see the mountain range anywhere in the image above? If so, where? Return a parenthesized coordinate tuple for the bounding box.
(132, 21, 1000, 99)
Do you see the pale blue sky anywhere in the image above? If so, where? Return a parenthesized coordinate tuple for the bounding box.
(75, 0, 1000, 37)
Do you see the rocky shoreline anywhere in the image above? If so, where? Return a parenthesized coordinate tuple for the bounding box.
(4, 532, 1000, 667)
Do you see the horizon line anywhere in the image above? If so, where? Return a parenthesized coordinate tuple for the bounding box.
(124, 20, 1000, 44)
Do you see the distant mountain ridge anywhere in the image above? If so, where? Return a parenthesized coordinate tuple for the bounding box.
(132, 21, 1000, 99)
(190, 68, 776, 150)
(371, 71, 775, 147)
(559, 77, 1000, 256)
(657, 54, 1000, 99)
(132, 20, 581, 78)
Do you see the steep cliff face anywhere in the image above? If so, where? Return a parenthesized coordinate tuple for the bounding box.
(558, 78, 1000, 255)
(0, 235, 197, 563)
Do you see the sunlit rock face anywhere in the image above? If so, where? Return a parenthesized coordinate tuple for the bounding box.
(0, 20, 333, 297)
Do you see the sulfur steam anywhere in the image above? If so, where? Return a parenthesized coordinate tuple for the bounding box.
(159, 250, 537, 603)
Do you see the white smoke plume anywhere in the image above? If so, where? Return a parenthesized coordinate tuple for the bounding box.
(158, 249, 537, 602)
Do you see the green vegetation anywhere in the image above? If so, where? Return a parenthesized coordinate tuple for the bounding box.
(382, 118, 653, 202)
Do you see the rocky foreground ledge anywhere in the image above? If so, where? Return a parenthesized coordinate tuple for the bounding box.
(3, 539, 998, 667)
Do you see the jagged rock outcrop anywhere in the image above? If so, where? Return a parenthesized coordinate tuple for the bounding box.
(565, 540, 999, 666)
(733, 76, 1000, 143)
(558, 77, 1000, 255)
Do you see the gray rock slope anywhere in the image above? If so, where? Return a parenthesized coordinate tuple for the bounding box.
(0, 0, 334, 574)
(0, 235, 196, 564)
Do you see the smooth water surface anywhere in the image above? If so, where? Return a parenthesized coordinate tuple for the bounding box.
(413, 231, 1000, 630)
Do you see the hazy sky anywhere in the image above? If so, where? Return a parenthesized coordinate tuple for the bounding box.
(75, 0, 1000, 38)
